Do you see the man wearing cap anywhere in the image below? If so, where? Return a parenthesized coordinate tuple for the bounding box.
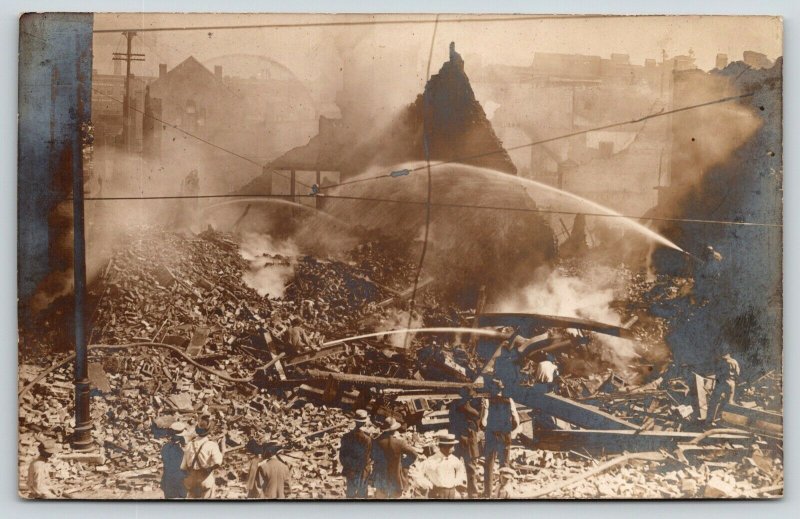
(254, 441, 292, 499)
(419, 433, 467, 499)
(480, 379, 521, 498)
(339, 409, 372, 498)
(181, 415, 226, 499)
(371, 417, 420, 498)
(161, 422, 188, 499)
(495, 467, 516, 499)
(448, 386, 481, 498)
(706, 351, 741, 426)
(26, 440, 58, 499)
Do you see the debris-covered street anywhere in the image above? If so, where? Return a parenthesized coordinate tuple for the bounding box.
(17, 13, 783, 502)
(18, 227, 783, 499)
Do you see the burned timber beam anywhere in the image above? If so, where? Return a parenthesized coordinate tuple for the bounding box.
(524, 428, 752, 453)
(531, 392, 639, 430)
(303, 369, 478, 391)
(721, 403, 783, 438)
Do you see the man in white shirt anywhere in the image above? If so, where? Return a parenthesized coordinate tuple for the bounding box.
(533, 353, 560, 387)
(181, 415, 225, 498)
(420, 433, 467, 499)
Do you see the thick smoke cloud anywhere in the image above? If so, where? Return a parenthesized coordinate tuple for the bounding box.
(239, 232, 299, 298)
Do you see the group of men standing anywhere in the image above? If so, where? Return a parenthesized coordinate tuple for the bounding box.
(159, 414, 291, 499)
(338, 378, 520, 499)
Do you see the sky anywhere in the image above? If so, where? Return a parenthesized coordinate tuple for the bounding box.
(93, 14, 783, 91)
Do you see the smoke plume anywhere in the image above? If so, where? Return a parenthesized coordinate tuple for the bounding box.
(239, 232, 298, 298)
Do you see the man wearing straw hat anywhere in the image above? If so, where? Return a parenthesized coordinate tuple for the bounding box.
(339, 409, 372, 498)
(181, 415, 226, 498)
(160, 421, 188, 499)
(495, 467, 516, 499)
(419, 432, 467, 499)
(26, 439, 58, 499)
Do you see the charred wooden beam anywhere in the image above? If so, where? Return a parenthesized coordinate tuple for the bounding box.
(527, 392, 639, 430)
(524, 428, 752, 453)
(721, 403, 783, 438)
(303, 369, 478, 390)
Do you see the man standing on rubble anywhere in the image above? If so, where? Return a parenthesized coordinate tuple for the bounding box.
(706, 351, 741, 426)
(26, 439, 58, 499)
(253, 440, 292, 499)
(448, 386, 481, 498)
(481, 379, 521, 498)
(419, 432, 467, 499)
(371, 417, 420, 498)
(339, 409, 372, 498)
(181, 415, 226, 499)
(161, 422, 188, 499)
(287, 316, 310, 356)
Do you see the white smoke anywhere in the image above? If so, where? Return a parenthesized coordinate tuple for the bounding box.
(239, 232, 299, 298)
(373, 307, 424, 349)
(490, 265, 642, 372)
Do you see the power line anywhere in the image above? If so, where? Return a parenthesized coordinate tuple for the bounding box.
(79, 192, 782, 229)
(92, 88, 263, 167)
(92, 14, 608, 34)
(90, 88, 311, 189)
(317, 92, 757, 192)
(405, 14, 441, 346)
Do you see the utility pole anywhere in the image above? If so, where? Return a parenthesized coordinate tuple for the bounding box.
(71, 74, 91, 452)
(113, 31, 144, 151)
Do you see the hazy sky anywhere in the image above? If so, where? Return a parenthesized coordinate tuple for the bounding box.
(93, 13, 782, 102)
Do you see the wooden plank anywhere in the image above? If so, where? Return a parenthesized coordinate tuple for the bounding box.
(531, 392, 639, 430)
(721, 403, 783, 437)
(525, 428, 751, 453)
(186, 326, 210, 357)
(304, 369, 479, 390)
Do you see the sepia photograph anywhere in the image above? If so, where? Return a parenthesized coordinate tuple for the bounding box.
(17, 13, 783, 500)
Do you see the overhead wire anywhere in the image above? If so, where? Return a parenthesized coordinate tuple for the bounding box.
(403, 14, 441, 347)
(316, 92, 757, 192)
(92, 14, 614, 34)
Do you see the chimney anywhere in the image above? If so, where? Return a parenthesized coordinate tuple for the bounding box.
(716, 53, 728, 70)
(113, 60, 122, 75)
(214, 65, 222, 80)
(159, 63, 167, 78)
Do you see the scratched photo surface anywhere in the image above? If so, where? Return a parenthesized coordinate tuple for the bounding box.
(17, 13, 782, 500)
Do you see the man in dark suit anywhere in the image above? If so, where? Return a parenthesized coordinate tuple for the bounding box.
(448, 386, 482, 498)
(371, 417, 421, 498)
(339, 409, 372, 498)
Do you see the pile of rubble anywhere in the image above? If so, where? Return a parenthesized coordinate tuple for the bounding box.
(18, 226, 783, 499)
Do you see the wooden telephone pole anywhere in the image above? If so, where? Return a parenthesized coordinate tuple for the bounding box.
(113, 31, 145, 150)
